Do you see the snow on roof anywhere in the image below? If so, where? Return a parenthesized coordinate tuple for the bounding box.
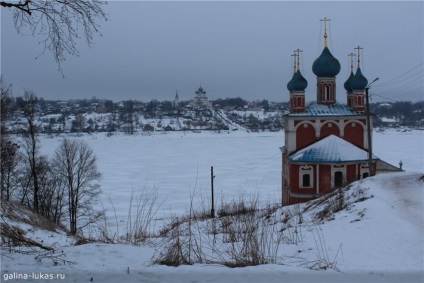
(287, 102, 362, 116)
(288, 135, 379, 163)
(381, 117, 399, 123)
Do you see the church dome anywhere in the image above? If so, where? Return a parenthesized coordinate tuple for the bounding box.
(195, 86, 206, 94)
(287, 71, 296, 92)
(312, 47, 341, 77)
(287, 75, 294, 92)
(291, 70, 308, 91)
(344, 71, 355, 92)
(349, 67, 368, 90)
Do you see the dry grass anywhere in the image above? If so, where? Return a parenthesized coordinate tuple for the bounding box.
(153, 192, 283, 268)
(1, 201, 67, 233)
(0, 200, 65, 252)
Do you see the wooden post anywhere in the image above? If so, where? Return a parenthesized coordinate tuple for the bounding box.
(211, 166, 215, 218)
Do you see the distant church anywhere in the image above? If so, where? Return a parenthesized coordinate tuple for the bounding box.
(281, 18, 400, 205)
(191, 86, 212, 109)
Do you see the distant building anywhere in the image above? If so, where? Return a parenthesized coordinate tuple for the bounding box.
(143, 124, 154, 132)
(281, 18, 400, 205)
(57, 101, 68, 108)
(191, 86, 212, 109)
(380, 117, 400, 127)
(173, 91, 180, 109)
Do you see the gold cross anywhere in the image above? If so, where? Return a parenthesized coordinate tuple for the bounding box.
(348, 53, 356, 72)
(320, 17, 331, 47)
(294, 49, 303, 71)
(354, 46, 363, 68)
(291, 53, 297, 73)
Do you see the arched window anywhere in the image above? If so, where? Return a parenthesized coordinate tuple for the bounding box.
(302, 174, 310, 187)
(325, 86, 330, 100)
(299, 165, 313, 188)
(360, 164, 370, 179)
(334, 171, 343, 188)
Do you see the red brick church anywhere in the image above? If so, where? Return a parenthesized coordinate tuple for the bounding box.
(281, 18, 399, 205)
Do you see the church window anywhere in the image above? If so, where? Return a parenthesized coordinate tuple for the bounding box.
(299, 165, 313, 188)
(302, 174, 311, 187)
(324, 85, 330, 100)
(360, 164, 370, 179)
(334, 171, 343, 188)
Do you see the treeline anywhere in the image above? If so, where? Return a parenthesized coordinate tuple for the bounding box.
(1, 78, 103, 235)
(370, 101, 424, 127)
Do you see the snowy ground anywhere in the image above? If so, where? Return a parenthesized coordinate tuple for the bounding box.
(35, 129, 423, 233)
(1, 129, 423, 282)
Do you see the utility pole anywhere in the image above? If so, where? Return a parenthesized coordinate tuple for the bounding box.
(211, 166, 215, 218)
(365, 78, 379, 177)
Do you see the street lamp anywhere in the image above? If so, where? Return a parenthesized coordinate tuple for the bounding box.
(365, 77, 379, 177)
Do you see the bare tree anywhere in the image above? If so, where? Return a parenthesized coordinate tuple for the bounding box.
(16, 90, 42, 212)
(37, 155, 66, 224)
(1, 140, 21, 201)
(52, 138, 102, 234)
(0, 76, 13, 133)
(1, 0, 107, 71)
(122, 100, 135, 134)
(1, 76, 21, 201)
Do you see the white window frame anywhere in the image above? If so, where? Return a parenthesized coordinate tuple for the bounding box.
(299, 165, 313, 188)
(360, 164, 370, 179)
(331, 164, 346, 188)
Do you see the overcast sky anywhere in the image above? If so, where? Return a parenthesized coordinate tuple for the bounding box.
(1, 1, 423, 103)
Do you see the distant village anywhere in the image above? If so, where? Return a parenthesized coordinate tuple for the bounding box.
(4, 86, 424, 135)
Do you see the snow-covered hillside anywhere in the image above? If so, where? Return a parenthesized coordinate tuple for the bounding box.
(1, 172, 423, 283)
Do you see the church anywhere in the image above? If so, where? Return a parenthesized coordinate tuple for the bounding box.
(281, 18, 399, 205)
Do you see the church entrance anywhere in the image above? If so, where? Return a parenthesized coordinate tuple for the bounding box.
(334, 171, 343, 188)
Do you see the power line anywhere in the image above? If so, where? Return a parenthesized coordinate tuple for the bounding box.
(378, 76, 424, 97)
(374, 69, 423, 88)
(373, 61, 424, 87)
(383, 85, 424, 100)
(370, 92, 399, 102)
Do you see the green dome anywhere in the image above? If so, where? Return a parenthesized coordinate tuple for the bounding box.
(344, 71, 355, 92)
(287, 73, 295, 92)
(312, 47, 341, 77)
(291, 70, 308, 91)
(195, 87, 206, 94)
(349, 67, 368, 90)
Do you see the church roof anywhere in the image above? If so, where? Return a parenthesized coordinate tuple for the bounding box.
(288, 135, 379, 163)
(287, 102, 363, 116)
(349, 67, 368, 90)
(290, 70, 308, 91)
(312, 47, 341, 77)
(344, 71, 355, 92)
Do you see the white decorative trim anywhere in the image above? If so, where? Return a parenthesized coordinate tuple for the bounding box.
(360, 164, 370, 179)
(299, 165, 314, 188)
(320, 120, 343, 137)
(331, 164, 346, 188)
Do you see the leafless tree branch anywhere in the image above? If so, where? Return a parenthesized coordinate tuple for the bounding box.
(2, 0, 107, 73)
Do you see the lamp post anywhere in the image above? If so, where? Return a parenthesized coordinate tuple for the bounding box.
(365, 77, 379, 177)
